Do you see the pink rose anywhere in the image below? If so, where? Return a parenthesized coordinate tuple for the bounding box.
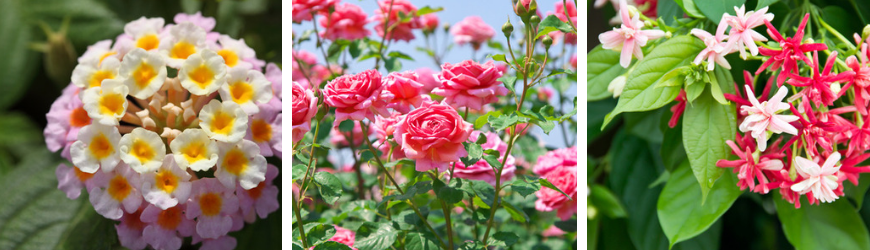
(323, 225, 357, 250)
(292, 50, 319, 87)
(505, 123, 531, 136)
(323, 69, 392, 124)
(547, 1, 578, 45)
(292, 0, 338, 22)
(450, 16, 494, 50)
(433, 60, 507, 111)
(570, 54, 577, 69)
(533, 146, 578, 176)
(374, 111, 406, 159)
(372, 0, 421, 42)
(319, 3, 371, 41)
(538, 87, 554, 102)
(291, 81, 318, 144)
(383, 71, 426, 113)
(451, 131, 516, 185)
(535, 166, 578, 221)
(395, 101, 472, 172)
(542, 225, 566, 237)
(421, 14, 439, 32)
(415, 67, 441, 94)
(329, 120, 370, 148)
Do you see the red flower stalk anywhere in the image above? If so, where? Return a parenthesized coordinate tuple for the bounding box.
(757, 13, 828, 86)
(668, 90, 687, 128)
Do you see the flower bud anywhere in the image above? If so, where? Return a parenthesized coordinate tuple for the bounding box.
(502, 20, 514, 37)
(443, 22, 451, 33)
(530, 15, 541, 26)
(863, 25, 870, 41)
(542, 35, 553, 48)
(38, 19, 77, 87)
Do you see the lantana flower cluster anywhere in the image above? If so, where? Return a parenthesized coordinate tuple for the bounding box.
(45, 13, 280, 249)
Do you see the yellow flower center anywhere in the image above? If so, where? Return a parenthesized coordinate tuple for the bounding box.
(189, 65, 214, 89)
(251, 118, 272, 143)
(73, 166, 94, 182)
(210, 111, 234, 135)
(229, 81, 254, 103)
(155, 169, 178, 193)
(99, 93, 125, 116)
(89, 133, 113, 159)
(89, 70, 115, 88)
(170, 41, 196, 60)
(222, 149, 247, 176)
(133, 63, 157, 89)
(199, 193, 222, 216)
(69, 107, 91, 127)
(136, 34, 160, 51)
(130, 138, 155, 163)
(99, 51, 117, 65)
(157, 206, 183, 229)
(217, 49, 239, 67)
(108, 174, 132, 201)
(182, 142, 208, 163)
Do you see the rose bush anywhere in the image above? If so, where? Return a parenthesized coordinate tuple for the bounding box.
(291, 0, 578, 249)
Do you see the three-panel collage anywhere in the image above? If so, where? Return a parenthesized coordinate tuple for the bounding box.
(0, 0, 579, 249)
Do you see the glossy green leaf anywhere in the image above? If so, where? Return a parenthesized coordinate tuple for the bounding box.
(433, 178, 463, 204)
(540, 178, 571, 200)
(693, 0, 746, 23)
(488, 112, 519, 131)
(405, 232, 440, 250)
(675, 0, 706, 18)
(657, 161, 740, 248)
(775, 194, 870, 250)
(0, 0, 37, 110)
(354, 222, 399, 250)
(587, 45, 626, 101)
(306, 223, 337, 246)
(661, 123, 686, 171)
(314, 171, 342, 203)
(756, 0, 779, 9)
(682, 91, 736, 202)
(658, 0, 685, 25)
(487, 231, 519, 248)
(313, 241, 353, 250)
(292, 164, 308, 180)
(603, 35, 706, 127)
(502, 200, 529, 223)
(535, 15, 573, 38)
(510, 177, 541, 198)
(590, 184, 628, 218)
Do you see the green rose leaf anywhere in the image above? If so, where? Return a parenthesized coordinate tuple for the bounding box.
(314, 171, 343, 203)
(775, 194, 870, 250)
(682, 91, 736, 202)
(354, 222, 399, 250)
(313, 241, 353, 250)
(404, 232, 440, 250)
(305, 223, 337, 246)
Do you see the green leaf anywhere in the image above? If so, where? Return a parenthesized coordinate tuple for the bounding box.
(539, 178, 571, 200)
(685, 79, 706, 103)
(292, 164, 308, 180)
(488, 112, 519, 131)
(500, 75, 518, 96)
(387, 51, 413, 61)
(314, 172, 343, 203)
(0, 0, 37, 110)
(348, 40, 364, 59)
(535, 15, 573, 39)
(603, 35, 706, 127)
(327, 41, 347, 63)
(354, 222, 399, 250)
(482, 154, 504, 171)
(337, 120, 355, 132)
(458, 241, 486, 250)
(487, 232, 519, 248)
(306, 223, 337, 246)
(658, 0, 685, 25)
(510, 177, 541, 198)
(293, 243, 304, 250)
(416, 6, 444, 16)
(384, 57, 401, 72)
(405, 232, 440, 250)
(587, 45, 626, 101)
(775, 194, 870, 250)
(661, 123, 687, 171)
(693, 0, 746, 23)
(313, 241, 353, 250)
(682, 91, 736, 202)
(491, 54, 507, 64)
(433, 178, 463, 204)
(675, 0, 706, 18)
(590, 184, 627, 218)
(657, 161, 741, 248)
(845, 174, 870, 209)
(756, 0, 779, 9)
(501, 201, 529, 223)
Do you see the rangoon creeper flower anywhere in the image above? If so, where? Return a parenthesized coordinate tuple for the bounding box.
(170, 128, 220, 171)
(89, 163, 144, 220)
(598, 0, 665, 67)
(199, 100, 249, 143)
(716, 137, 785, 193)
(179, 49, 228, 95)
(691, 23, 735, 71)
(722, 5, 773, 58)
(607, 75, 627, 98)
(141, 156, 192, 210)
(119, 128, 166, 173)
(71, 123, 122, 173)
(738, 85, 798, 152)
(186, 178, 239, 239)
(120, 48, 168, 99)
(71, 56, 121, 89)
(216, 140, 267, 190)
(219, 67, 273, 115)
(160, 22, 207, 68)
(786, 51, 855, 107)
(81, 79, 129, 126)
(758, 13, 828, 85)
(845, 42, 870, 115)
(791, 152, 843, 203)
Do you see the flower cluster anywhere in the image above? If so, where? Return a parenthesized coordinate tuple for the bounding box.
(533, 146, 578, 220)
(45, 13, 280, 249)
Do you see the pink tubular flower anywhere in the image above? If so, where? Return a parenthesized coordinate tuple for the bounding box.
(786, 51, 855, 107)
(598, 0, 665, 67)
(384, 71, 425, 113)
(45, 83, 88, 161)
(421, 14, 439, 33)
(373, 0, 421, 42)
(329, 120, 371, 148)
(668, 90, 687, 128)
(195, 234, 237, 250)
(141, 204, 195, 250)
(451, 131, 516, 185)
(535, 166, 578, 221)
(691, 23, 735, 71)
(89, 163, 143, 220)
(844, 43, 870, 115)
(533, 146, 578, 177)
(292, 0, 339, 22)
(374, 111, 406, 160)
(291, 81, 318, 144)
(717, 138, 785, 194)
(738, 85, 799, 152)
(791, 152, 843, 203)
(116, 205, 148, 250)
(186, 178, 239, 239)
(319, 3, 371, 41)
(450, 16, 495, 50)
(323, 69, 392, 124)
(722, 5, 773, 58)
(432, 60, 507, 111)
(237, 164, 279, 223)
(56, 163, 107, 199)
(758, 13, 828, 85)
(395, 101, 473, 172)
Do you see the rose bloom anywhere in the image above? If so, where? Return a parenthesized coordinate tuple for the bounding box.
(292, 0, 338, 22)
(534, 146, 578, 176)
(395, 101, 472, 172)
(322, 69, 391, 124)
(415, 67, 441, 94)
(421, 14, 439, 33)
(329, 121, 370, 148)
(450, 16, 494, 50)
(548, 1, 578, 45)
(291, 81, 318, 144)
(535, 166, 578, 221)
(432, 60, 507, 111)
(383, 71, 425, 113)
(374, 111, 406, 160)
(451, 131, 516, 185)
(291, 50, 319, 87)
(319, 3, 371, 41)
(311, 225, 357, 250)
(372, 0, 421, 42)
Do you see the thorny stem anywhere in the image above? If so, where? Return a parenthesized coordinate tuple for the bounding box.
(294, 112, 323, 249)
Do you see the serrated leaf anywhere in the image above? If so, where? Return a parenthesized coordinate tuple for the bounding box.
(314, 172, 342, 203)
(682, 91, 736, 202)
(354, 222, 399, 250)
(603, 35, 706, 127)
(510, 178, 541, 198)
(536, 15, 573, 38)
(313, 241, 353, 250)
(387, 51, 413, 61)
(405, 232, 440, 250)
(433, 178, 463, 204)
(488, 112, 519, 131)
(501, 201, 529, 223)
(488, 231, 519, 248)
(482, 154, 503, 171)
(587, 45, 626, 101)
(540, 178, 572, 200)
(306, 223, 337, 246)
(292, 164, 308, 180)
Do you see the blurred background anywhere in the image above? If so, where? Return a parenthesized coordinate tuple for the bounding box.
(0, 0, 281, 249)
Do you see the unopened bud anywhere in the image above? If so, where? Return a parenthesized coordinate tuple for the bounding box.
(665, 31, 673, 38)
(863, 25, 870, 41)
(530, 15, 541, 26)
(542, 35, 553, 48)
(443, 23, 451, 33)
(502, 20, 514, 37)
(36, 18, 77, 88)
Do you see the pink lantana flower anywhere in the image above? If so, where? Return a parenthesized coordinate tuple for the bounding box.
(116, 205, 148, 250)
(691, 23, 735, 71)
(247, 102, 282, 157)
(791, 152, 843, 203)
(237, 164, 279, 223)
(194, 234, 237, 250)
(89, 163, 144, 220)
(186, 178, 239, 239)
(56, 163, 107, 199)
(45, 83, 88, 162)
(141, 156, 192, 210)
(598, 0, 665, 67)
(738, 85, 798, 152)
(722, 5, 773, 58)
(141, 204, 196, 250)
